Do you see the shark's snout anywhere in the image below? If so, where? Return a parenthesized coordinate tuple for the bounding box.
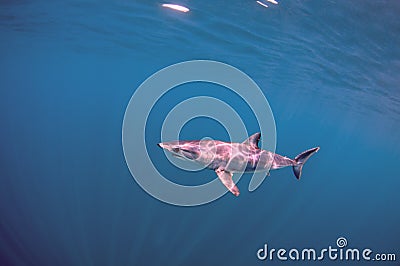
(158, 142, 175, 152)
(158, 142, 178, 151)
(158, 141, 200, 160)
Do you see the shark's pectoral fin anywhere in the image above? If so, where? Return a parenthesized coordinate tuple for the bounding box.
(215, 168, 240, 196)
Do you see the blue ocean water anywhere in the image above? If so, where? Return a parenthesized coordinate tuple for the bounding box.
(1, 1, 399, 265)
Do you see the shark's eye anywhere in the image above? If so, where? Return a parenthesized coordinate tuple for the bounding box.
(172, 148, 180, 153)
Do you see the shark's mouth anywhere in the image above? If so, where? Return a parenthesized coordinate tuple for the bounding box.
(179, 148, 199, 160)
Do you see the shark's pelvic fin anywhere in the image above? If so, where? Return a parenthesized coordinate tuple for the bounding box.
(293, 147, 320, 179)
(242, 132, 261, 149)
(215, 168, 240, 196)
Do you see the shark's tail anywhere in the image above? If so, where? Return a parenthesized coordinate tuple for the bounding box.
(293, 147, 320, 179)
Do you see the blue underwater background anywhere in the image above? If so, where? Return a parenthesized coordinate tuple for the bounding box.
(1, 1, 399, 265)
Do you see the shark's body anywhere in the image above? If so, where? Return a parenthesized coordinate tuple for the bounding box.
(158, 133, 319, 196)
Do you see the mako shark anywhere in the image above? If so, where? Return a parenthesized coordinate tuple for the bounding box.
(158, 133, 319, 196)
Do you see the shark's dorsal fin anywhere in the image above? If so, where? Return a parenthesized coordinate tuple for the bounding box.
(243, 132, 261, 149)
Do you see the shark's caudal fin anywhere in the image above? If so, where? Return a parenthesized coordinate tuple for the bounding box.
(293, 147, 320, 179)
